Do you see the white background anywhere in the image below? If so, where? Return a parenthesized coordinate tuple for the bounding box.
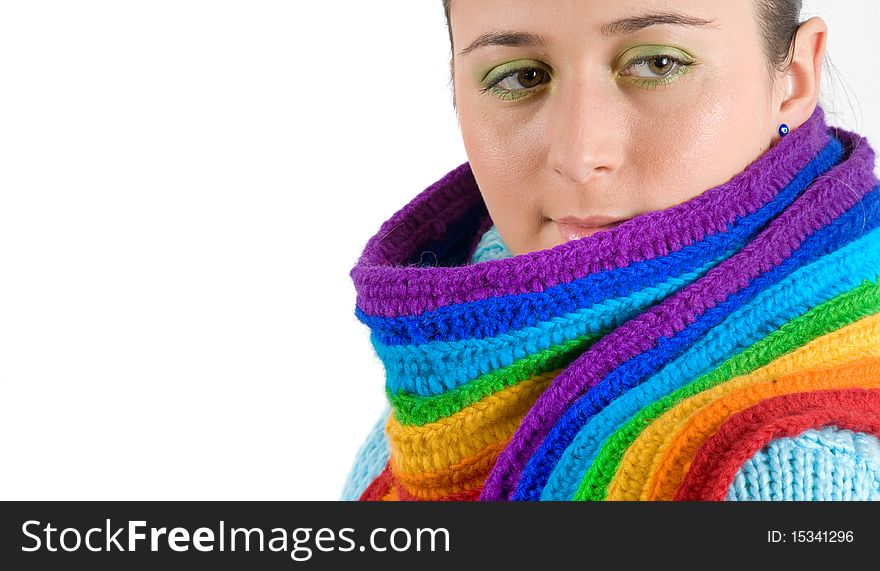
(1, 1, 877, 500)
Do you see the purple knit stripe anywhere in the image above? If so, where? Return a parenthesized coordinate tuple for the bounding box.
(352, 106, 830, 318)
(354, 164, 483, 271)
(480, 126, 879, 501)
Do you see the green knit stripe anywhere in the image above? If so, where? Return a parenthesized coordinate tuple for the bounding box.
(573, 278, 880, 501)
(387, 326, 618, 426)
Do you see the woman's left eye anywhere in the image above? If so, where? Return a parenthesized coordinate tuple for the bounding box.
(618, 54, 693, 85)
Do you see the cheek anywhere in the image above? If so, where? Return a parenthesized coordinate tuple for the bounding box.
(458, 105, 548, 255)
(459, 106, 545, 208)
(460, 105, 538, 176)
(629, 76, 770, 210)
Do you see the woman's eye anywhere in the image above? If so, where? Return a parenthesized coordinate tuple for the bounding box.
(495, 68, 549, 91)
(618, 54, 693, 86)
(481, 67, 551, 100)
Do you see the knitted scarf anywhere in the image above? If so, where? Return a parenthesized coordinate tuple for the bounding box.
(351, 105, 880, 501)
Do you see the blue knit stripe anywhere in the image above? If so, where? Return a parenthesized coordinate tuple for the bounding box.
(378, 249, 730, 397)
(356, 138, 843, 347)
(727, 427, 880, 500)
(515, 184, 880, 500)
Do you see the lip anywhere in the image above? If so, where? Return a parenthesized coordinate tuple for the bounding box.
(554, 215, 630, 241)
(556, 215, 628, 227)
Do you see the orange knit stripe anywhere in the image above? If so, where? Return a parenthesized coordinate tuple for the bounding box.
(392, 440, 505, 493)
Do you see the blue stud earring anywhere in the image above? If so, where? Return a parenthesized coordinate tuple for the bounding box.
(778, 123, 790, 137)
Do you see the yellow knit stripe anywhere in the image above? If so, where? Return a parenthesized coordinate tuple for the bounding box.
(386, 369, 559, 474)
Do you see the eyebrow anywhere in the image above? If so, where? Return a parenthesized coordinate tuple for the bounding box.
(601, 10, 719, 36)
(457, 10, 719, 58)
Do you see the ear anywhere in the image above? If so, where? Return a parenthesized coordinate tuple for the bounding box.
(775, 16, 828, 128)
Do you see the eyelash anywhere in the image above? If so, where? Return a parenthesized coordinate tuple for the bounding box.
(480, 54, 695, 100)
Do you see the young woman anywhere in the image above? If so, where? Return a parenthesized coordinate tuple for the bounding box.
(343, 0, 880, 501)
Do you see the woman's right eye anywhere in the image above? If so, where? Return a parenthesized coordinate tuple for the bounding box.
(481, 67, 551, 101)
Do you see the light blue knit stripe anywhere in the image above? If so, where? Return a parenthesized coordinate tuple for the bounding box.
(470, 225, 512, 262)
(540, 224, 880, 500)
(340, 405, 391, 501)
(727, 427, 880, 500)
(376, 249, 731, 395)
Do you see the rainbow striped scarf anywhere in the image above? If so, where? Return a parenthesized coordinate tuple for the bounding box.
(351, 105, 880, 501)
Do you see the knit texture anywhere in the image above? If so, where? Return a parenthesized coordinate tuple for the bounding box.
(727, 426, 880, 501)
(340, 404, 392, 501)
(345, 105, 880, 501)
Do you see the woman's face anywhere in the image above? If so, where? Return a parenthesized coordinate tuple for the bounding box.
(451, 0, 789, 255)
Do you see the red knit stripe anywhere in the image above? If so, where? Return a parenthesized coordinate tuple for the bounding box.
(358, 461, 395, 501)
(358, 461, 484, 501)
(395, 482, 483, 502)
(676, 388, 880, 501)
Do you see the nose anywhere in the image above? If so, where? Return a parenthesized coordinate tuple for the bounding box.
(546, 74, 623, 185)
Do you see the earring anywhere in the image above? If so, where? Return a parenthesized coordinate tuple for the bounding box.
(778, 123, 790, 137)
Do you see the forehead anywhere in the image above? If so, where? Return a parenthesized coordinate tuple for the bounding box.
(450, 0, 752, 53)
